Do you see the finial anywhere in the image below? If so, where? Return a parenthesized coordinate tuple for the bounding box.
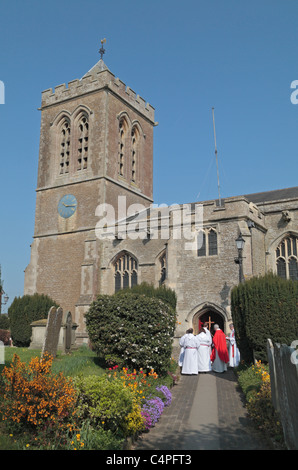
(99, 38, 106, 60)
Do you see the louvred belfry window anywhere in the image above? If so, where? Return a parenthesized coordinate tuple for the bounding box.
(77, 115, 89, 171)
(119, 118, 128, 177)
(59, 119, 71, 174)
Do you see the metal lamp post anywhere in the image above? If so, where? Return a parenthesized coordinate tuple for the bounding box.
(235, 233, 245, 283)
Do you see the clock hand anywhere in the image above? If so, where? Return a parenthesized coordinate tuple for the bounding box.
(62, 203, 76, 207)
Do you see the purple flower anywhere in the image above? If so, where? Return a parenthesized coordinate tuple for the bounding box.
(141, 397, 164, 427)
(156, 385, 172, 406)
(141, 410, 152, 430)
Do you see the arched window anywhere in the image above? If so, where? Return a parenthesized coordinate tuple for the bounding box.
(77, 114, 89, 171)
(59, 118, 71, 174)
(208, 229, 218, 256)
(197, 231, 206, 257)
(276, 235, 298, 281)
(159, 251, 166, 285)
(119, 117, 128, 178)
(131, 125, 139, 183)
(197, 228, 218, 257)
(114, 252, 138, 292)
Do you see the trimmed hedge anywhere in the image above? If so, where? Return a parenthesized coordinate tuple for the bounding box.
(85, 291, 177, 375)
(115, 282, 177, 311)
(8, 293, 59, 347)
(231, 273, 298, 362)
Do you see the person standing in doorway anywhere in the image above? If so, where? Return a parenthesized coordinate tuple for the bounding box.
(210, 324, 229, 373)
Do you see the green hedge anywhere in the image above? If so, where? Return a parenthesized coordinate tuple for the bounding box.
(85, 291, 177, 375)
(8, 293, 59, 347)
(231, 273, 298, 362)
(115, 282, 177, 310)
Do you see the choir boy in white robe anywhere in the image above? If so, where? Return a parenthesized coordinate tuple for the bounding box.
(178, 329, 190, 367)
(203, 322, 212, 356)
(226, 323, 240, 367)
(197, 327, 212, 373)
(179, 328, 199, 375)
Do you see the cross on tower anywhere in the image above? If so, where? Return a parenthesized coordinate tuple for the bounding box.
(99, 38, 106, 60)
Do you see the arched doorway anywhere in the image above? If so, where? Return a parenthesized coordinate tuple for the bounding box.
(193, 306, 225, 335)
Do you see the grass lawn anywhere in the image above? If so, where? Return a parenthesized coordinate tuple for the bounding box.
(0, 345, 105, 378)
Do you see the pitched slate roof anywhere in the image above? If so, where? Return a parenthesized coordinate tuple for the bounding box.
(244, 187, 298, 204)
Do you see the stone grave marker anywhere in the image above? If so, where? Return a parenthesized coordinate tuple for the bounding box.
(63, 310, 73, 353)
(41, 306, 63, 358)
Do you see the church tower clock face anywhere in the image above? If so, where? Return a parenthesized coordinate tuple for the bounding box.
(58, 194, 77, 219)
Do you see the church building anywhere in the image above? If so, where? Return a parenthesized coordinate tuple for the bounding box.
(24, 51, 298, 348)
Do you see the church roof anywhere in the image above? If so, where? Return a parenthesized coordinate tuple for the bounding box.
(243, 186, 298, 204)
(81, 59, 110, 79)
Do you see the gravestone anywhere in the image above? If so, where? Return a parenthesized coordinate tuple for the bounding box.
(41, 306, 63, 358)
(63, 311, 73, 353)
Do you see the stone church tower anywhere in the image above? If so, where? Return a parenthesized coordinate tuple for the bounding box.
(24, 55, 156, 343)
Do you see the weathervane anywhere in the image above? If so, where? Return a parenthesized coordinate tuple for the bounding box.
(99, 38, 106, 60)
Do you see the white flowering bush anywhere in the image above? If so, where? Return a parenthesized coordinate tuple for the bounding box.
(85, 292, 177, 375)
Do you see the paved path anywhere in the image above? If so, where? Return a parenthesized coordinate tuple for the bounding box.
(135, 369, 270, 450)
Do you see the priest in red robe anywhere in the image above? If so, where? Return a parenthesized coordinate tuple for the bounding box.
(210, 324, 229, 373)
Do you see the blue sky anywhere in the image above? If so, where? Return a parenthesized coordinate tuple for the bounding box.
(0, 0, 297, 310)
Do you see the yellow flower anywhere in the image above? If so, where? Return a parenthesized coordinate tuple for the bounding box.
(76, 434, 81, 441)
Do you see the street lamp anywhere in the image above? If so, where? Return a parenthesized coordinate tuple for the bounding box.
(235, 233, 245, 283)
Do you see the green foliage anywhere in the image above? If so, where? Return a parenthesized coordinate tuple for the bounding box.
(85, 291, 177, 374)
(237, 363, 264, 401)
(231, 273, 298, 362)
(0, 315, 9, 330)
(116, 282, 177, 310)
(68, 420, 124, 450)
(8, 294, 59, 347)
(74, 375, 134, 435)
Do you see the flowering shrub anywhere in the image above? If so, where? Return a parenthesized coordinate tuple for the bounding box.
(0, 353, 78, 440)
(85, 292, 177, 374)
(156, 385, 172, 406)
(105, 365, 172, 433)
(141, 397, 164, 427)
(238, 361, 284, 445)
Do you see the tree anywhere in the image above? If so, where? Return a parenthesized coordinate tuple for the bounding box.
(8, 293, 59, 347)
(85, 290, 177, 375)
(231, 273, 298, 362)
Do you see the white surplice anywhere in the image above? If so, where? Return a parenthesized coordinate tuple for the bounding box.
(178, 333, 187, 367)
(179, 333, 199, 375)
(197, 331, 212, 372)
(227, 330, 240, 367)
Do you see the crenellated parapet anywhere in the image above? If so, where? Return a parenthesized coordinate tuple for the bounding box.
(40, 66, 155, 123)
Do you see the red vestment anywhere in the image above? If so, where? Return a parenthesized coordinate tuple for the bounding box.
(210, 329, 229, 363)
